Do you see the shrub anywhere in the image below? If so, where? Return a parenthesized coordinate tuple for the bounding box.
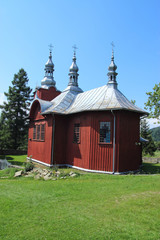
(25, 162, 34, 172)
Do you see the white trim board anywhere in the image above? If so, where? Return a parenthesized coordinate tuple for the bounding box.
(27, 157, 53, 167)
(28, 158, 138, 175)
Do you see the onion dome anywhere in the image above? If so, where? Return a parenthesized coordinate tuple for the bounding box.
(69, 53, 79, 72)
(107, 50, 118, 89)
(41, 50, 56, 89)
(68, 51, 79, 87)
(45, 53, 54, 68)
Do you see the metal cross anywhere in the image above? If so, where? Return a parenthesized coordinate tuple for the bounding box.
(49, 44, 53, 53)
(111, 41, 115, 51)
(72, 44, 78, 54)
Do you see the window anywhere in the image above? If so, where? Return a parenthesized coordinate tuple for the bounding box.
(33, 123, 45, 141)
(37, 125, 40, 140)
(33, 125, 36, 140)
(99, 122, 111, 143)
(41, 124, 45, 141)
(73, 123, 80, 143)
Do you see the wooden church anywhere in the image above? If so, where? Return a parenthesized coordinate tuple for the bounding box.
(28, 48, 147, 174)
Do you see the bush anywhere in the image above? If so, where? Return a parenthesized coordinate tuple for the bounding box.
(25, 162, 34, 172)
(155, 141, 160, 151)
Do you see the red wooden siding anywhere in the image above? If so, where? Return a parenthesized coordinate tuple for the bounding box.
(53, 115, 67, 165)
(35, 87, 61, 101)
(65, 113, 91, 169)
(28, 103, 142, 172)
(53, 113, 91, 169)
(54, 111, 114, 172)
(28, 101, 53, 165)
(116, 111, 141, 172)
(89, 112, 114, 172)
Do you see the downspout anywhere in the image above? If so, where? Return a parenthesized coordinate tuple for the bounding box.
(51, 114, 55, 166)
(111, 110, 116, 174)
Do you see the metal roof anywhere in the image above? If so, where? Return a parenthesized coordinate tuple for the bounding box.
(41, 84, 147, 115)
(34, 52, 147, 116)
(30, 98, 52, 115)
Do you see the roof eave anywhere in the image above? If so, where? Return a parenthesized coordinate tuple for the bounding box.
(41, 107, 148, 116)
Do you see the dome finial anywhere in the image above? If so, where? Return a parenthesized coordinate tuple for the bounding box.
(111, 41, 115, 60)
(107, 42, 118, 89)
(72, 44, 78, 60)
(48, 43, 53, 55)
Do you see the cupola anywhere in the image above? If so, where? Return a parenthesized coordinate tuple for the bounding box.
(107, 49, 118, 89)
(68, 49, 79, 87)
(41, 49, 56, 89)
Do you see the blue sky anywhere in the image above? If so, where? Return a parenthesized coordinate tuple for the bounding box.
(0, 0, 160, 128)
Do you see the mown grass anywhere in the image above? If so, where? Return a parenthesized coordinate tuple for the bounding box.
(140, 162, 160, 174)
(0, 173, 160, 239)
(0, 155, 160, 239)
(0, 155, 27, 166)
(143, 150, 160, 158)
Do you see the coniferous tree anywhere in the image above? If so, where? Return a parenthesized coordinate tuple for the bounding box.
(0, 112, 11, 150)
(140, 118, 156, 156)
(0, 69, 32, 150)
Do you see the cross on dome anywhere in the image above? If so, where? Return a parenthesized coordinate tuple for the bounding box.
(111, 41, 115, 51)
(48, 44, 53, 54)
(111, 41, 115, 59)
(72, 44, 78, 57)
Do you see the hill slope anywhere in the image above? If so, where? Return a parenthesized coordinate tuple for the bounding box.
(150, 127, 160, 141)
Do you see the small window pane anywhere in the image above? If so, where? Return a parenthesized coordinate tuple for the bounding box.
(99, 122, 111, 143)
(37, 125, 40, 140)
(33, 125, 36, 140)
(73, 123, 80, 143)
(41, 124, 45, 141)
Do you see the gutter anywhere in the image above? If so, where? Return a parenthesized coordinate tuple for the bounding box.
(51, 114, 55, 166)
(111, 110, 116, 174)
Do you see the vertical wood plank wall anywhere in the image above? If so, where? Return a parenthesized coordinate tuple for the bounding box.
(56, 111, 115, 172)
(89, 112, 114, 172)
(117, 111, 141, 172)
(65, 113, 91, 169)
(27, 102, 53, 165)
(54, 115, 67, 165)
(28, 105, 142, 172)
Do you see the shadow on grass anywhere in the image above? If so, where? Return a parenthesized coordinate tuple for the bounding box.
(140, 163, 160, 174)
(0, 155, 24, 166)
(0, 155, 13, 160)
(8, 161, 25, 166)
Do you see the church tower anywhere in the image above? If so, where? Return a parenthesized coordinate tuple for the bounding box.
(63, 46, 83, 93)
(35, 46, 61, 101)
(68, 49, 79, 87)
(41, 48, 56, 88)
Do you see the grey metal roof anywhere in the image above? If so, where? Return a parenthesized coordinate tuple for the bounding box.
(30, 98, 53, 114)
(36, 51, 147, 116)
(41, 84, 147, 115)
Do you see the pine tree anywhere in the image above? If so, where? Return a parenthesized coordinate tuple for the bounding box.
(0, 69, 32, 150)
(140, 118, 156, 156)
(0, 112, 10, 150)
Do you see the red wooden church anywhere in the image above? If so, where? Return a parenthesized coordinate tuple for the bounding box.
(28, 49, 147, 174)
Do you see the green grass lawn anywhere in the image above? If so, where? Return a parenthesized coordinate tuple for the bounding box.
(0, 168, 160, 239)
(143, 150, 160, 158)
(0, 155, 160, 239)
(0, 155, 27, 166)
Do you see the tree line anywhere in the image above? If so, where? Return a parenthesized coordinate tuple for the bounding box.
(0, 69, 159, 156)
(140, 83, 160, 156)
